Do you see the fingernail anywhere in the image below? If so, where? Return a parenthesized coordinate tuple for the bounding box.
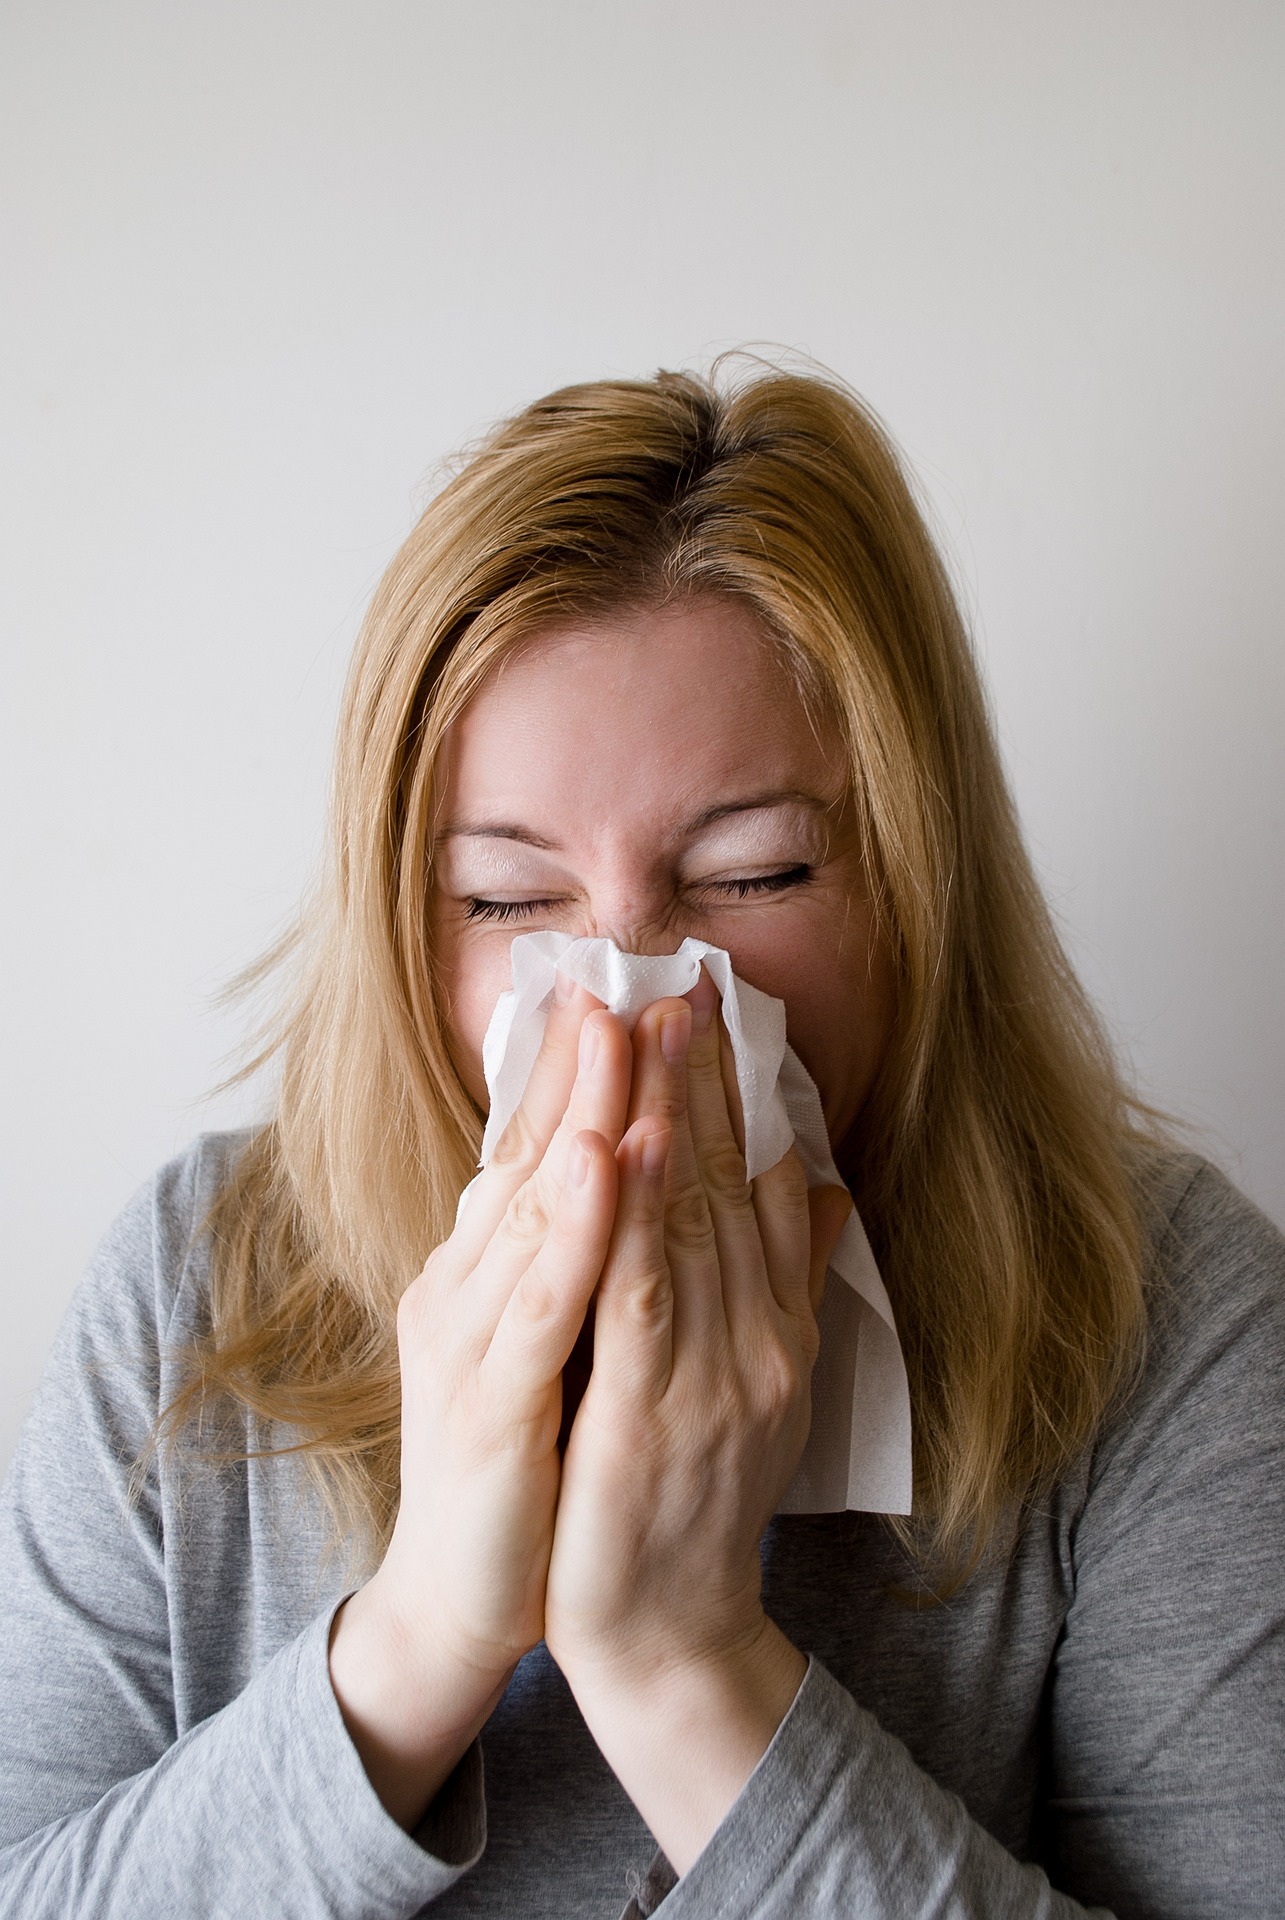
(660, 1006, 691, 1065)
(554, 969, 574, 1006)
(579, 1017, 601, 1072)
(569, 1137, 591, 1187)
(688, 973, 717, 1034)
(640, 1127, 670, 1177)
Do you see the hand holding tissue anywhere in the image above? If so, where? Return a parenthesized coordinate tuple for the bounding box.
(473, 931, 912, 1515)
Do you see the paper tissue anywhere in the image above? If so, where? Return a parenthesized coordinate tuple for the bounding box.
(470, 931, 912, 1515)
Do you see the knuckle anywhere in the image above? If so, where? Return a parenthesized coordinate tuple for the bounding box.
(511, 1261, 560, 1328)
(617, 1261, 672, 1331)
(490, 1105, 542, 1171)
(761, 1150, 810, 1223)
(665, 1180, 717, 1254)
(410, 1243, 444, 1292)
(778, 1151, 810, 1210)
(501, 1177, 552, 1247)
(395, 1286, 420, 1348)
(632, 1178, 669, 1231)
(754, 1336, 805, 1423)
(699, 1138, 751, 1199)
(396, 1266, 436, 1345)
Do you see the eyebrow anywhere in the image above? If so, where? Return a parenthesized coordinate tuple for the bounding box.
(436, 822, 559, 850)
(435, 790, 829, 851)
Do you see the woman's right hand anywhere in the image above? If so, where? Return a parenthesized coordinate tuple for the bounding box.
(328, 979, 632, 1828)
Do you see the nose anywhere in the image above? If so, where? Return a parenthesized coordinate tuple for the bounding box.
(584, 907, 685, 959)
(573, 863, 686, 957)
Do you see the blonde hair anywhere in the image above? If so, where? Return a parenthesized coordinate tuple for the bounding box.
(170, 359, 1157, 1578)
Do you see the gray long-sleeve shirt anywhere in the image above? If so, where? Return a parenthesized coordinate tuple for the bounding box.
(1, 1134, 1282, 1918)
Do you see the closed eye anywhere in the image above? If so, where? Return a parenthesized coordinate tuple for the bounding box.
(461, 865, 812, 925)
(706, 867, 806, 894)
(463, 896, 564, 923)
(700, 864, 812, 900)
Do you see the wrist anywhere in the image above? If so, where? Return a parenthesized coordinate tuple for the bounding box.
(328, 1578, 513, 1830)
(560, 1615, 807, 1877)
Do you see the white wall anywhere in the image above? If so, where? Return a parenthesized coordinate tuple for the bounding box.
(3, 0, 1282, 1469)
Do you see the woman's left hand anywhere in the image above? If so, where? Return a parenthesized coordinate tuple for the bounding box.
(544, 971, 853, 1875)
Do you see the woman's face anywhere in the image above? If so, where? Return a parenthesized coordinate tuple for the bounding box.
(430, 596, 897, 1161)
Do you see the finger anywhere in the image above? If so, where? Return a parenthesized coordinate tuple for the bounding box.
(805, 1184, 855, 1317)
(586, 1118, 674, 1409)
(491, 974, 604, 1170)
(629, 993, 727, 1349)
(683, 971, 749, 1197)
(747, 1149, 819, 1324)
(528, 1009, 633, 1210)
(717, 1008, 746, 1155)
(448, 990, 631, 1276)
(680, 970, 771, 1331)
(459, 1020, 631, 1339)
(622, 994, 691, 1132)
(447, 975, 599, 1267)
(480, 1129, 618, 1414)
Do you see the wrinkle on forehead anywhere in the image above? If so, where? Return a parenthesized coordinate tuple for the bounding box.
(431, 596, 851, 864)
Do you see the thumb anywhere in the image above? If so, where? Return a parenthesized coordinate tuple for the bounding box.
(806, 1185, 854, 1315)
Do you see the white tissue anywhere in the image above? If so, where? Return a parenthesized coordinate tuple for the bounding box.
(471, 931, 912, 1516)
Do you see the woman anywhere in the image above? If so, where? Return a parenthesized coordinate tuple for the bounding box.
(1, 363, 1281, 1918)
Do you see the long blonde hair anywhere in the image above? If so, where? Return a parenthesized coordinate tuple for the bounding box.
(171, 360, 1157, 1576)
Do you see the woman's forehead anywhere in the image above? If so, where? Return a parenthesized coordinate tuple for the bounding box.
(437, 598, 845, 830)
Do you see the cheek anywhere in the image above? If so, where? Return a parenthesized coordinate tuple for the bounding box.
(436, 929, 513, 1108)
(781, 963, 893, 1138)
(716, 902, 895, 1139)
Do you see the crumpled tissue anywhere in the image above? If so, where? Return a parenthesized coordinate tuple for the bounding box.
(470, 930, 912, 1515)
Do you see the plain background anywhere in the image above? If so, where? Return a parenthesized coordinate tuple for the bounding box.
(2, 1, 1282, 1472)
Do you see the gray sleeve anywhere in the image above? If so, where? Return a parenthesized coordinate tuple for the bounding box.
(645, 1164, 1285, 1920)
(1042, 1163, 1285, 1913)
(635, 1662, 1108, 1919)
(0, 1161, 484, 1919)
